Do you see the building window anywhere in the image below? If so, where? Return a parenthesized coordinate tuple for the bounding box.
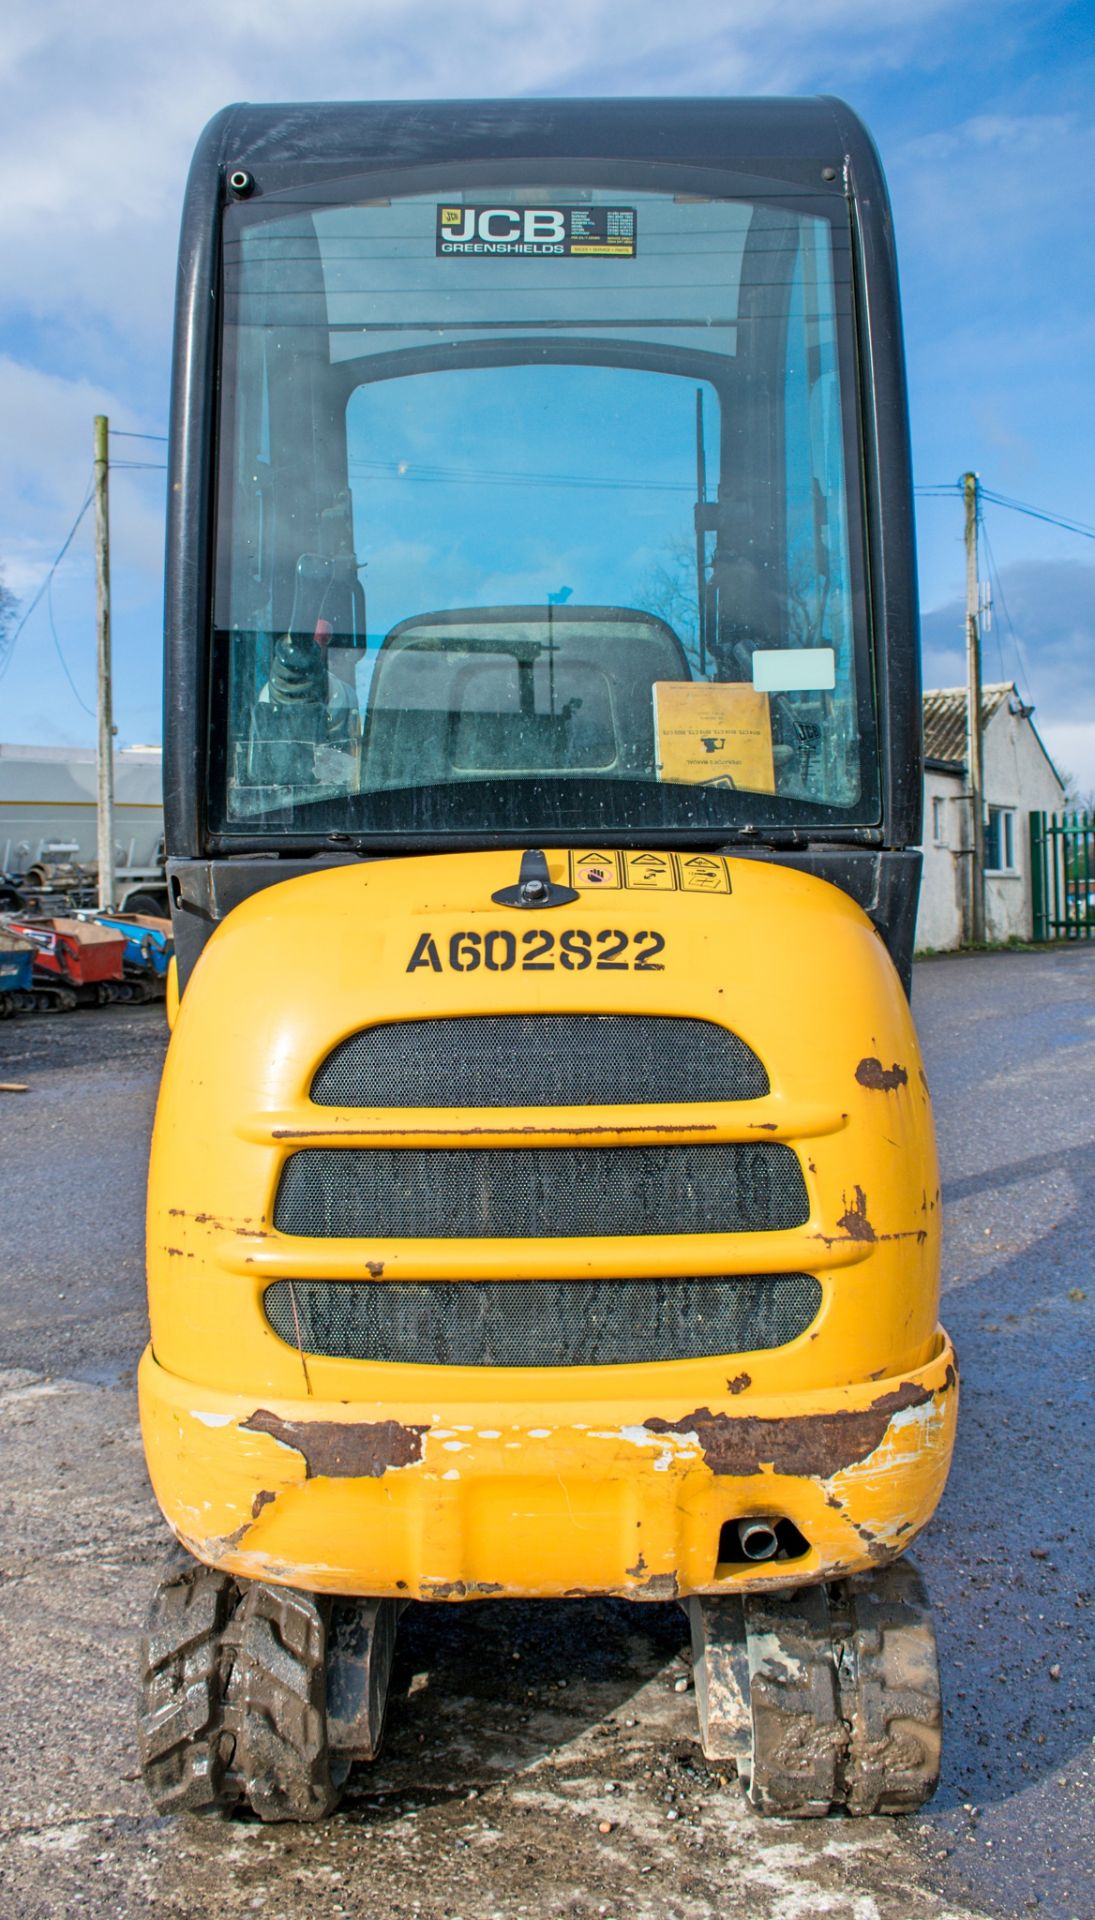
(931, 796, 947, 844)
(985, 805, 1017, 873)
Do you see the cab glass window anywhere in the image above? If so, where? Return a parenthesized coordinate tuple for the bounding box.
(212, 182, 876, 838)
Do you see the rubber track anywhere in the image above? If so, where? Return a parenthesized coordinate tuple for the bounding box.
(741, 1559, 942, 1817)
(741, 1586, 845, 1816)
(228, 1583, 340, 1822)
(834, 1560, 943, 1815)
(137, 1545, 242, 1816)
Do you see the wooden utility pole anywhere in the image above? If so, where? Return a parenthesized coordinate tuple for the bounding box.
(94, 414, 115, 912)
(963, 471, 985, 945)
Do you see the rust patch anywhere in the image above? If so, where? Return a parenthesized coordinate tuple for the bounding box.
(634, 1572, 679, 1600)
(836, 1185, 876, 1242)
(749, 1122, 780, 1132)
(870, 1382, 933, 1416)
(848, 1515, 881, 1547)
(241, 1409, 426, 1478)
(167, 1208, 227, 1229)
(166, 1207, 265, 1235)
(365, 1259, 385, 1278)
(864, 1536, 903, 1566)
(726, 1372, 751, 1395)
(816, 1223, 927, 1249)
(184, 1522, 248, 1558)
(644, 1380, 932, 1481)
(251, 1489, 277, 1518)
(855, 1057, 908, 1092)
(625, 1551, 648, 1578)
(421, 1580, 504, 1600)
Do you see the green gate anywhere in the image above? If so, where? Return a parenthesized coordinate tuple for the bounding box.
(1031, 812, 1095, 940)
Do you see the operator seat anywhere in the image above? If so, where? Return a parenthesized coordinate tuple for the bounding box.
(360, 606, 690, 790)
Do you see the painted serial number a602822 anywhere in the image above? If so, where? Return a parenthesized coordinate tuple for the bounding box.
(407, 928, 666, 973)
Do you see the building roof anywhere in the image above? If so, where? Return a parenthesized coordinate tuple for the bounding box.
(922, 684, 1016, 764)
(922, 682, 1065, 794)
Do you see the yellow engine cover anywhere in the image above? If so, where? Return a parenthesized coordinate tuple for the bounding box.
(140, 850, 957, 1599)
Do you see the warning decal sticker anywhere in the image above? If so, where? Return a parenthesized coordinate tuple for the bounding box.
(623, 851, 676, 892)
(437, 206, 637, 258)
(673, 854, 732, 895)
(567, 852, 732, 895)
(569, 851, 624, 890)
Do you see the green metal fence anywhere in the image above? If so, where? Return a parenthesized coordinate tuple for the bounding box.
(1031, 811, 1095, 941)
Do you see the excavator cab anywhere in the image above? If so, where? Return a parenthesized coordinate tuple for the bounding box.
(139, 98, 956, 1823)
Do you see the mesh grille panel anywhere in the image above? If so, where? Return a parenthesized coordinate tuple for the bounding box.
(311, 1015, 768, 1107)
(263, 1274, 822, 1366)
(273, 1143, 808, 1239)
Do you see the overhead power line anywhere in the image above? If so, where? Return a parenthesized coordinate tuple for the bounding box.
(980, 513, 1035, 699)
(348, 453, 692, 494)
(0, 479, 94, 683)
(109, 429, 168, 443)
(915, 478, 1095, 542)
(978, 487, 1095, 543)
(46, 570, 95, 718)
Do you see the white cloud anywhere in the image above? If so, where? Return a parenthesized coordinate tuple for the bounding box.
(0, 355, 164, 749)
(0, 356, 164, 590)
(922, 556, 1095, 726)
(921, 552, 1095, 793)
(0, 0, 966, 350)
(895, 107, 1095, 294)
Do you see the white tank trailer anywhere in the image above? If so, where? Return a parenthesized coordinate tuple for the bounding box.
(0, 743, 166, 912)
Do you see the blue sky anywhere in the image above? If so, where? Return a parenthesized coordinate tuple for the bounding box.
(2, 0, 1094, 785)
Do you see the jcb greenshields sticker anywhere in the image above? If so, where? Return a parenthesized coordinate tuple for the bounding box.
(437, 205, 637, 257)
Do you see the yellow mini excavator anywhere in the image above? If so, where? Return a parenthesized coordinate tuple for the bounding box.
(137, 96, 957, 1822)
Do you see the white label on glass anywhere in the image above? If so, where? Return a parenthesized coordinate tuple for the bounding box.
(752, 647, 836, 692)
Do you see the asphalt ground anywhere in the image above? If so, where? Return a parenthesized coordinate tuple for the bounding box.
(0, 948, 1093, 1920)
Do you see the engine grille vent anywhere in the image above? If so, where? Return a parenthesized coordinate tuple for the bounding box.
(263, 1274, 822, 1367)
(310, 1014, 768, 1108)
(273, 1143, 808, 1240)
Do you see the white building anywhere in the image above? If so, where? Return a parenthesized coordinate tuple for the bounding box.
(916, 684, 1065, 952)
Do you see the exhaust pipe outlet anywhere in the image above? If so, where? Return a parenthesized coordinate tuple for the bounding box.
(736, 1518, 780, 1562)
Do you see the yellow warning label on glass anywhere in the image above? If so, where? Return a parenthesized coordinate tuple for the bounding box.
(652, 682, 776, 792)
(568, 850, 624, 890)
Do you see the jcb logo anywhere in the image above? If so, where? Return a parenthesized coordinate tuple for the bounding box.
(437, 206, 566, 254)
